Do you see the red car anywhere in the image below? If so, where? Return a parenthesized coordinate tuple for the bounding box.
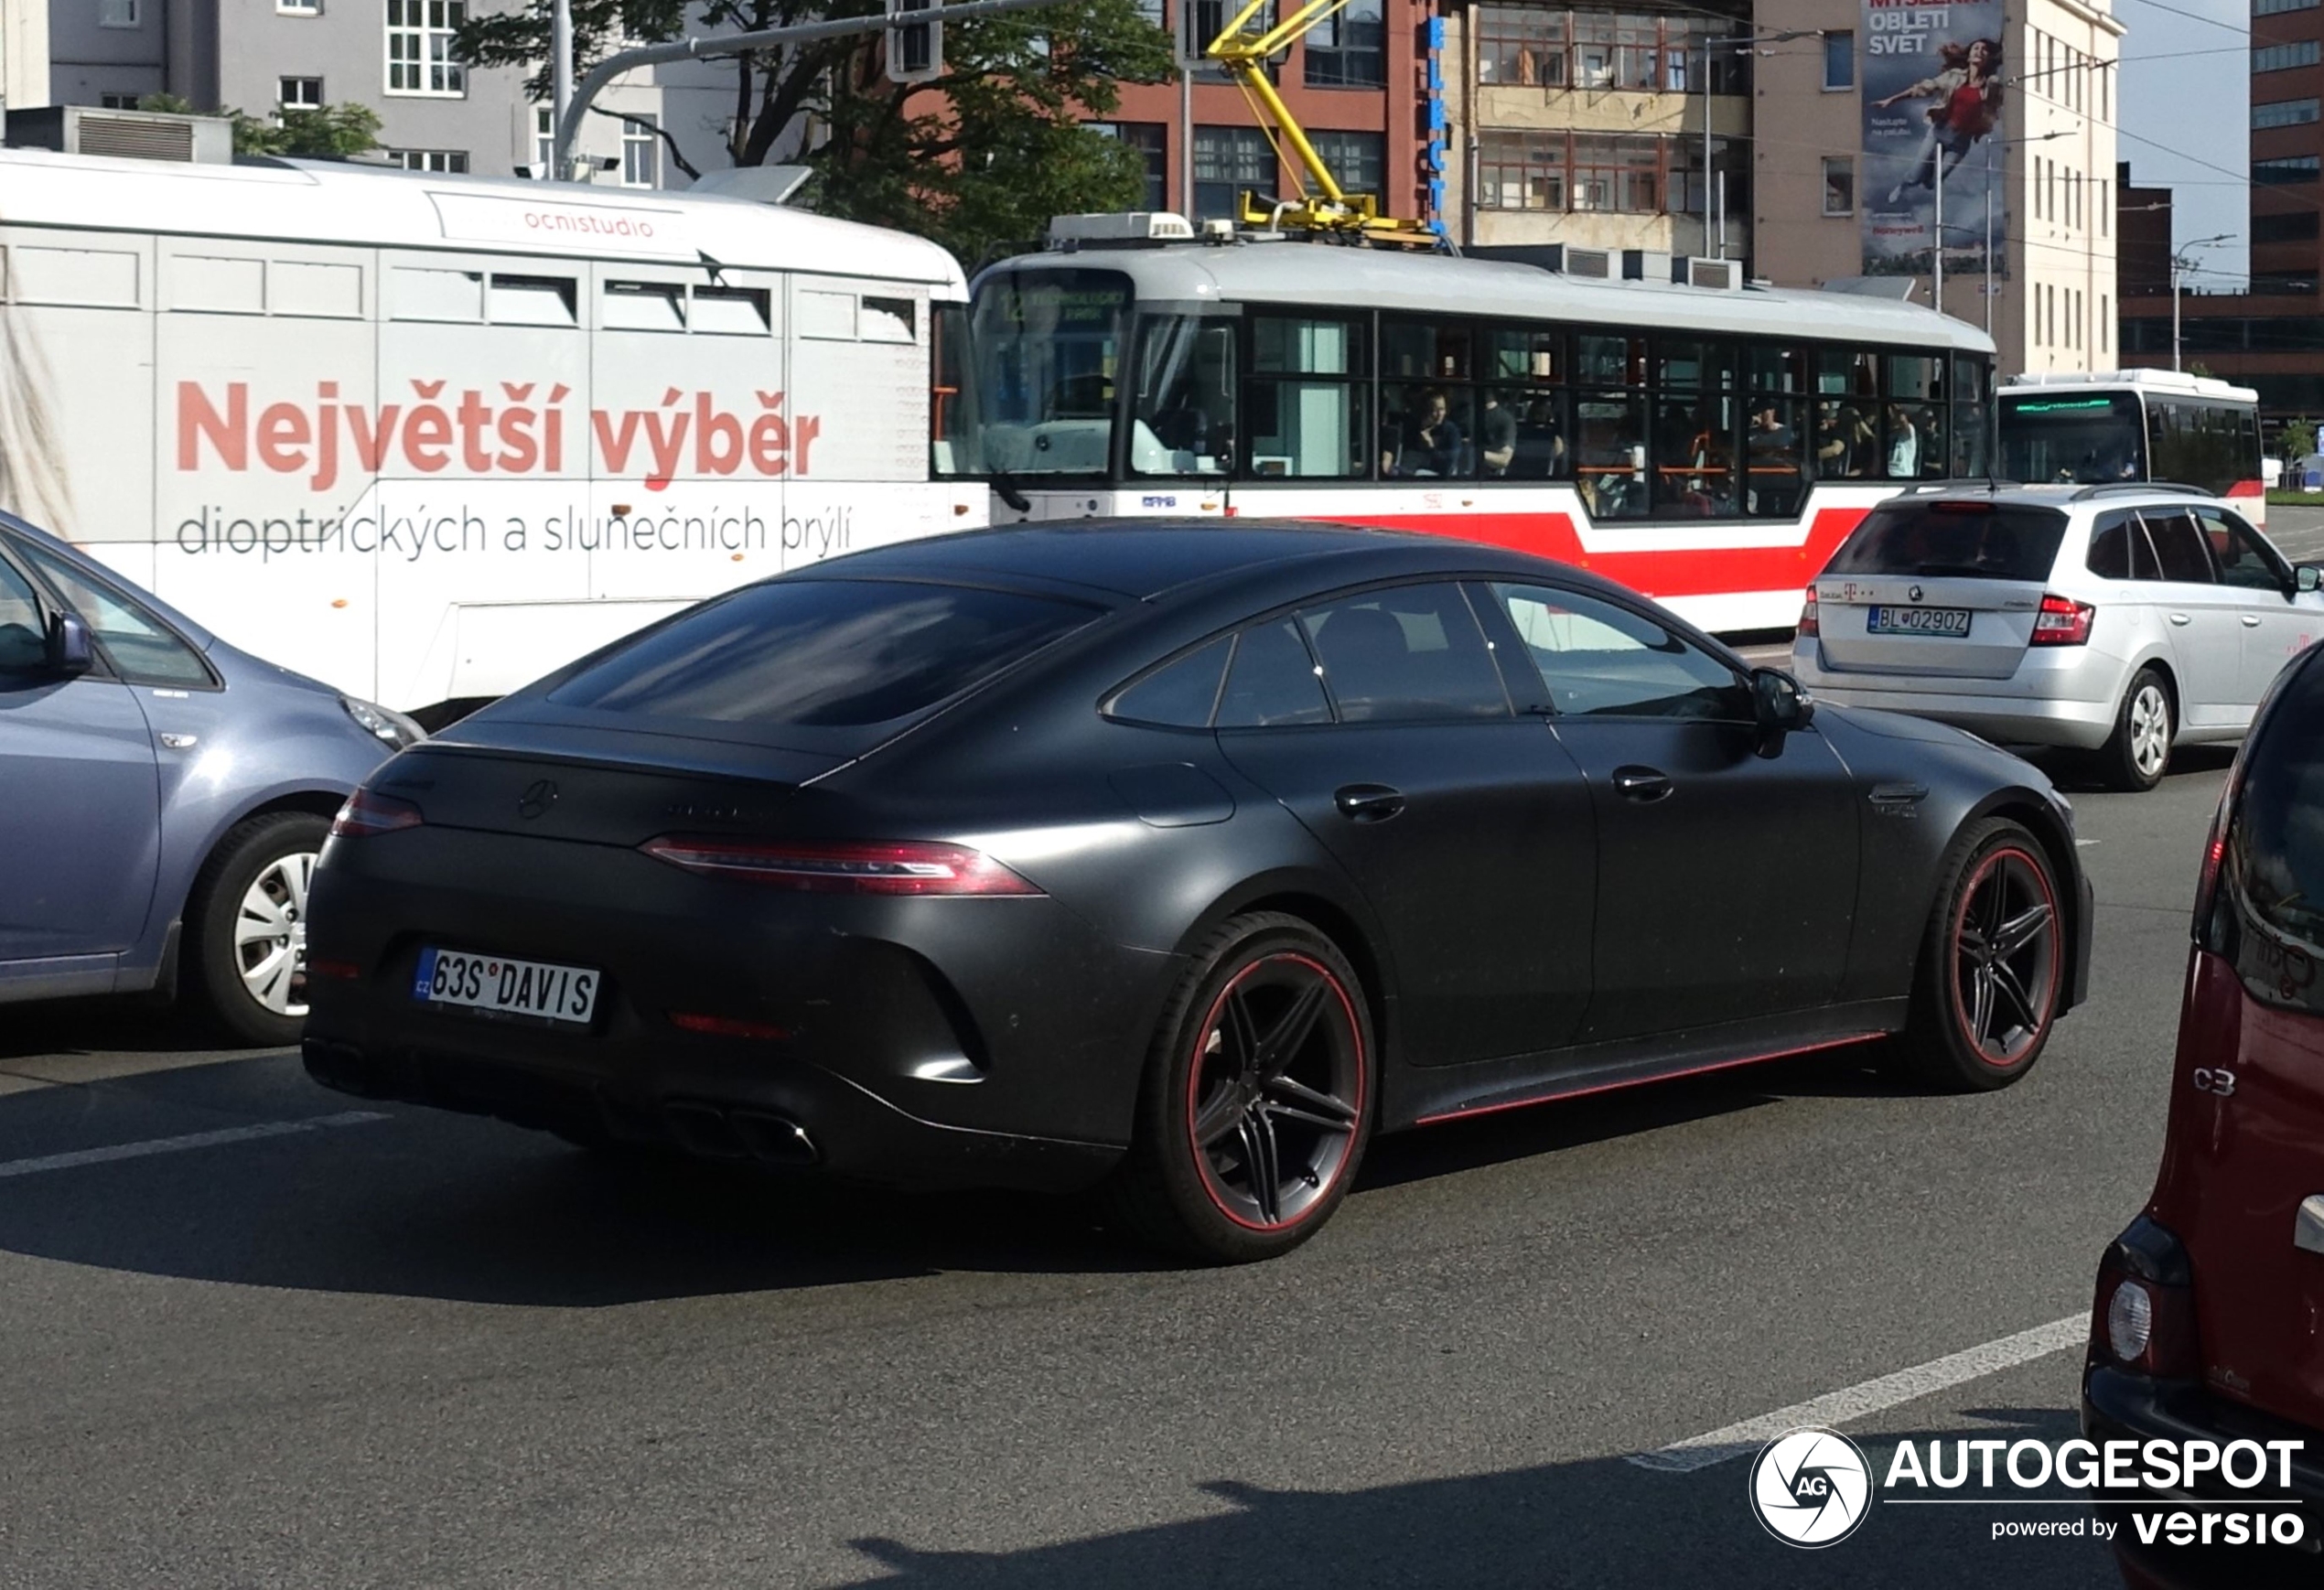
(2082, 640, 2324, 1588)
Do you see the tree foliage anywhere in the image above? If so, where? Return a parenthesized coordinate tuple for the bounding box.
(2280, 415, 2318, 463)
(136, 94, 382, 158)
(455, 0, 1176, 266)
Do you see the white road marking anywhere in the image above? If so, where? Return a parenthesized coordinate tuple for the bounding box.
(0, 1110, 388, 1181)
(1626, 1314, 2088, 1473)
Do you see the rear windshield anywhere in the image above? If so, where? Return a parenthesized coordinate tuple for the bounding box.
(1823, 503, 2069, 582)
(546, 579, 1100, 727)
(2233, 659, 2324, 959)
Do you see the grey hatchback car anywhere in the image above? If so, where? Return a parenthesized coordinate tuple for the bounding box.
(0, 514, 419, 1045)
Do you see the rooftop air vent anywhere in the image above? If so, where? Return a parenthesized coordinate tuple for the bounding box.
(4, 106, 231, 165)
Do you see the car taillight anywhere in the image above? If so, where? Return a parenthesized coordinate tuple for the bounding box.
(2030, 594, 2095, 647)
(2091, 1219, 2198, 1378)
(329, 789, 425, 837)
(640, 836, 1042, 896)
(1797, 586, 1820, 639)
(2192, 785, 2233, 932)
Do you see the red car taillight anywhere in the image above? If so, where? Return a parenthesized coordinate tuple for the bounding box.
(2192, 786, 2234, 931)
(2030, 594, 2095, 646)
(639, 836, 1042, 896)
(329, 789, 425, 837)
(2091, 1220, 2199, 1379)
(1797, 586, 1820, 639)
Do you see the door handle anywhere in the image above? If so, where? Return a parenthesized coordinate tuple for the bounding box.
(2168, 613, 2190, 626)
(157, 733, 199, 750)
(1333, 783, 1405, 822)
(1612, 765, 1673, 803)
(2243, 614, 2264, 628)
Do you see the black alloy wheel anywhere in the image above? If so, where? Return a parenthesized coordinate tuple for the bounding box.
(1899, 818, 2064, 1091)
(1107, 912, 1374, 1262)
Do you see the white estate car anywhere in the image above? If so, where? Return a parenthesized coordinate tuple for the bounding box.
(1791, 483, 2324, 790)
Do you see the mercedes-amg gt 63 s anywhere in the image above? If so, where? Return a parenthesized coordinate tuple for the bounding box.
(303, 523, 2093, 1262)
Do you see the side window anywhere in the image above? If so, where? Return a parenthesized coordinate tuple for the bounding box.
(2199, 508, 2289, 592)
(1216, 618, 1332, 728)
(17, 543, 214, 688)
(2085, 512, 2132, 581)
(1487, 583, 1750, 720)
(0, 554, 48, 672)
(1295, 584, 1510, 723)
(2139, 510, 2217, 585)
(1108, 634, 1232, 726)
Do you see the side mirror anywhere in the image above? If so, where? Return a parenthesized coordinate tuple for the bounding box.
(1752, 667, 1813, 742)
(45, 611, 93, 677)
(2298, 564, 2322, 595)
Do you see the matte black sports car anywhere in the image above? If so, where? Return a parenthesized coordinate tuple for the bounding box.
(304, 522, 2093, 1262)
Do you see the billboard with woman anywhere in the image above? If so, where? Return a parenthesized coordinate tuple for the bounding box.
(1861, 0, 2007, 281)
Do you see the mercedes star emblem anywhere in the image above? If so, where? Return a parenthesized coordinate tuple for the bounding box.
(517, 779, 559, 820)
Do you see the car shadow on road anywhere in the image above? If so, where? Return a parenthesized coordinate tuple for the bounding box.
(827, 1409, 2118, 1590)
(0, 994, 259, 1062)
(0, 1033, 1965, 1307)
(2025, 742, 2236, 795)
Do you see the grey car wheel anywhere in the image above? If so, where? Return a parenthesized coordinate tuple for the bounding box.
(2100, 667, 2172, 792)
(188, 811, 332, 1047)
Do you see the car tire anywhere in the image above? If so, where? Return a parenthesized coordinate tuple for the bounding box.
(2100, 666, 2174, 792)
(1103, 912, 1375, 1263)
(186, 811, 329, 1049)
(1897, 818, 2067, 1092)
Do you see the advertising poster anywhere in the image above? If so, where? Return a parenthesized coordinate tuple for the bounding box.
(1861, 0, 2008, 282)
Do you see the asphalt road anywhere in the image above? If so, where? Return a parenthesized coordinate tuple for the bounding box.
(0, 741, 2238, 1589)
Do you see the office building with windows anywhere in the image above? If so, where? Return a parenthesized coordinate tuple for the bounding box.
(1435, 0, 1756, 258)
(1746, 0, 2121, 382)
(38, 1, 667, 185)
(2116, 0, 2324, 420)
(1082, 0, 1433, 230)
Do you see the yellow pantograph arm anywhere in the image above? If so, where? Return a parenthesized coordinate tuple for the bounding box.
(1206, 0, 1359, 208)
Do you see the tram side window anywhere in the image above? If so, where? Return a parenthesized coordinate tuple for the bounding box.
(1383, 319, 1475, 478)
(1246, 314, 1370, 479)
(1479, 325, 1567, 480)
(1575, 391, 1649, 520)
(1129, 316, 1236, 478)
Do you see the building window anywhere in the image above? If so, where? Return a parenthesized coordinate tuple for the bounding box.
(280, 76, 324, 108)
(1823, 31, 1854, 90)
(278, 0, 323, 14)
(1572, 134, 1659, 212)
(2255, 40, 2322, 72)
(2255, 210, 2320, 242)
(2254, 98, 2321, 128)
(1193, 125, 1274, 221)
(1479, 5, 1567, 86)
(621, 113, 660, 188)
(1306, 0, 1384, 88)
(387, 0, 468, 96)
(1822, 156, 1854, 215)
(389, 149, 470, 173)
(1478, 129, 1565, 209)
(533, 105, 554, 177)
(1311, 129, 1385, 197)
(1090, 123, 1168, 210)
(2255, 0, 2319, 14)
(98, 92, 139, 110)
(99, 0, 139, 24)
(2257, 154, 2322, 184)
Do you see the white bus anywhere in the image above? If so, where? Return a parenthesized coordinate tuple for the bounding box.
(2000, 370, 2267, 527)
(0, 148, 981, 720)
(961, 216, 1997, 633)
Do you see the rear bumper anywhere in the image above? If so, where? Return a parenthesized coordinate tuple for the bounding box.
(2082, 1366, 2324, 1588)
(1794, 641, 2126, 750)
(303, 1034, 1122, 1193)
(300, 824, 1162, 1193)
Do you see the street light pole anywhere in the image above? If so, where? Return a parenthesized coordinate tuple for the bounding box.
(1698, 27, 1820, 259)
(552, 0, 574, 177)
(2171, 232, 2235, 373)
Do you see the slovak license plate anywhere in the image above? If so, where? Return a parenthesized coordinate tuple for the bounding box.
(1867, 605, 1972, 638)
(414, 947, 600, 1026)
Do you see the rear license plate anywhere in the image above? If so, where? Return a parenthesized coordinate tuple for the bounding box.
(1867, 605, 1972, 638)
(414, 947, 599, 1026)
